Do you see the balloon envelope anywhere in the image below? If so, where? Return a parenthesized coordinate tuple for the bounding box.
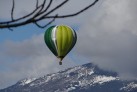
(44, 25, 77, 64)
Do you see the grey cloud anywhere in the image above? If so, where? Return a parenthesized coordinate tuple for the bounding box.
(0, 34, 78, 89)
(75, 0, 137, 80)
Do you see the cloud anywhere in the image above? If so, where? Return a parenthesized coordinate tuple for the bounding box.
(75, 0, 137, 80)
(0, 34, 79, 89)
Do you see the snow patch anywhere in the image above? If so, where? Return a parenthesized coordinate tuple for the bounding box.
(78, 72, 85, 78)
(19, 78, 36, 86)
(29, 76, 52, 87)
(45, 76, 52, 82)
(93, 76, 117, 84)
(88, 70, 94, 75)
(66, 66, 81, 74)
(67, 86, 76, 91)
(120, 82, 137, 91)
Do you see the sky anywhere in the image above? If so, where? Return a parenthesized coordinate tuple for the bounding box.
(0, 0, 137, 89)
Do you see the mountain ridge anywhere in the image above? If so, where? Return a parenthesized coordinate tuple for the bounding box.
(1, 63, 137, 92)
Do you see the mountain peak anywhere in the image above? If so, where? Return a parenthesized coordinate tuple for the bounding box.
(0, 63, 137, 92)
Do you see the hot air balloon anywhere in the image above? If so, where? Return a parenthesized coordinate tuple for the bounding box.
(44, 25, 77, 65)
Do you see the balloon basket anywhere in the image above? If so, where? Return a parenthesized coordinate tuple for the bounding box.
(59, 61, 62, 65)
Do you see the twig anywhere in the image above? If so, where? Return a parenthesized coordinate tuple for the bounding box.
(33, 0, 47, 18)
(39, 0, 53, 15)
(0, 2, 42, 24)
(11, 0, 15, 20)
(38, 0, 69, 20)
(45, 0, 99, 18)
(34, 14, 57, 28)
(36, 0, 38, 8)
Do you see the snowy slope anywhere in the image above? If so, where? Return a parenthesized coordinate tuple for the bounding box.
(0, 63, 137, 92)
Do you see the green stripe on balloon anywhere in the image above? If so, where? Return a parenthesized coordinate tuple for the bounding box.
(64, 26, 73, 55)
(62, 26, 68, 55)
(65, 28, 77, 56)
(56, 26, 62, 56)
(44, 26, 58, 56)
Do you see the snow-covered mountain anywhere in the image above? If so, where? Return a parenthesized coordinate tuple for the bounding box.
(0, 63, 137, 92)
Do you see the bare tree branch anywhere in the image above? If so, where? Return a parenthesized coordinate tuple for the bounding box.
(0, 4, 42, 24)
(0, 0, 99, 29)
(11, 0, 15, 21)
(36, 0, 38, 8)
(45, 0, 99, 18)
(34, 14, 57, 28)
(35, 0, 46, 16)
(8, 27, 13, 31)
(34, 18, 54, 28)
(38, 0, 69, 20)
(39, 0, 53, 15)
